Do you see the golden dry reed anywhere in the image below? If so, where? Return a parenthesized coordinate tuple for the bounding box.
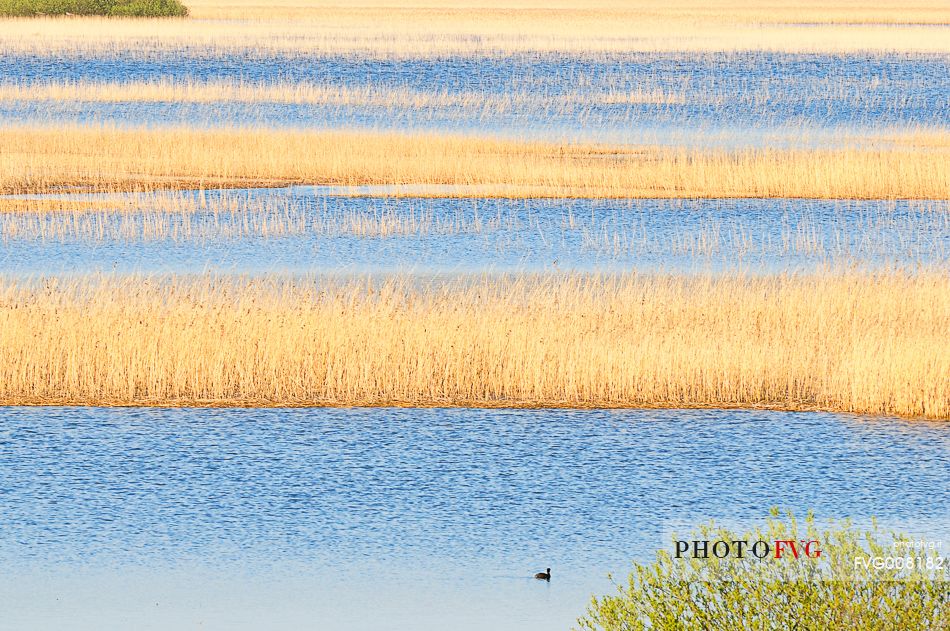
(2, 1, 949, 55)
(0, 79, 685, 107)
(3, 126, 949, 199)
(0, 272, 946, 418)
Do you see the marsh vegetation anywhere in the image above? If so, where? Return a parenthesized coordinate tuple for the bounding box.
(580, 511, 950, 630)
(1, 272, 946, 417)
(1, 3, 948, 630)
(3, 126, 948, 198)
(0, 0, 948, 54)
(0, 2, 947, 421)
(0, 0, 187, 17)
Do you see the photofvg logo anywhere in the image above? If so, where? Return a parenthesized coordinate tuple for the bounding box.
(659, 515, 950, 584)
(674, 538, 822, 560)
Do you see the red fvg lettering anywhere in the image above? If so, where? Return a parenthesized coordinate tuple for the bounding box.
(775, 539, 822, 559)
(774, 540, 800, 559)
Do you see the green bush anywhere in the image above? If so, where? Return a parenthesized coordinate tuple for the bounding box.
(579, 509, 950, 630)
(0, 0, 188, 16)
(109, 0, 187, 17)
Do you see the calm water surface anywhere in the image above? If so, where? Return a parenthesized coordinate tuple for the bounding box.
(1, 407, 948, 630)
(2, 193, 946, 276)
(2, 51, 947, 145)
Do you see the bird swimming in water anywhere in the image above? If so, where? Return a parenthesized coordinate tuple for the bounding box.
(534, 568, 551, 581)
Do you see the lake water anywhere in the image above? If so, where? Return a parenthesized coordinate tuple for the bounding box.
(2, 51, 947, 145)
(2, 40, 949, 631)
(3, 50, 947, 277)
(1, 406, 948, 631)
(2, 193, 947, 276)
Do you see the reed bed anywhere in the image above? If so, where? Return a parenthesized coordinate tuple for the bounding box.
(0, 79, 686, 107)
(0, 272, 946, 418)
(3, 127, 949, 199)
(1, 1, 948, 55)
(182, 0, 950, 25)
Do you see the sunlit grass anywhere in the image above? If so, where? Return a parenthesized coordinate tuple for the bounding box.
(3, 126, 948, 199)
(182, 0, 950, 25)
(0, 271, 946, 418)
(1, 1, 948, 55)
